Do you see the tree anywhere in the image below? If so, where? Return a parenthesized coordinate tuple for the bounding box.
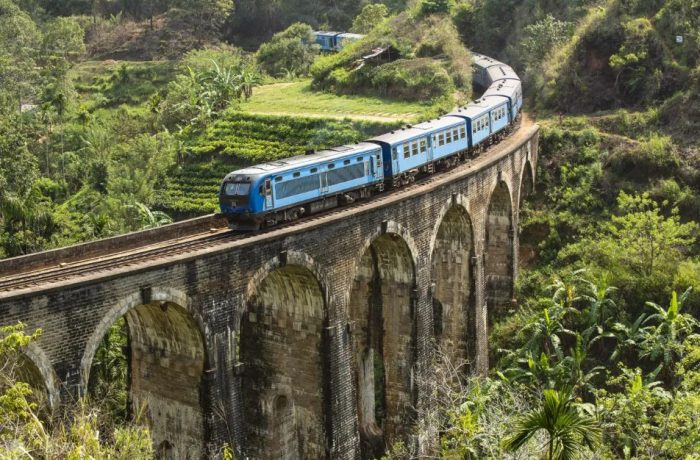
(171, 0, 234, 40)
(504, 389, 601, 459)
(418, 0, 453, 16)
(256, 22, 320, 77)
(521, 15, 572, 67)
(606, 193, 697, 278)
(41, 17, 85, 63)
(350, 3, 388, 34)
(0, 0, 41, 112)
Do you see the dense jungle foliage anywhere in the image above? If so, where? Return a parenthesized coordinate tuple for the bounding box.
(1, 0, 700, 458)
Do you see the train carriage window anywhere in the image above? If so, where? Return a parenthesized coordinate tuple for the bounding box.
(293, 171, 301, 178)
(472, 123, 477, 134)
(357, 157, 363, 162)
(275, 176, 283, 182)
(460, 126, 466, 138)
(412, 141, 419, 156)
(310, 167, 318, 173)
(453, 128, 459, 140)
(420, 139, 427, 153)
(446, 130, 452, 143)
(328, 163, 335, 169)
(438, 133, 445, 146)
(392, 147, 398, 160)
(344, 159, 351, 165)
(403, 143, 411, 159)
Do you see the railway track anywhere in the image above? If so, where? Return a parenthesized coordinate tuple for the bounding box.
(0, 121, 532, 294)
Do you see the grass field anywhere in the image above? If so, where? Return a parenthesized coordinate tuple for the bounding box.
(241, 80, 438, 122)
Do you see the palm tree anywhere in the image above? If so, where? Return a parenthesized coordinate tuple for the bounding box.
(504, 389, 601, 459)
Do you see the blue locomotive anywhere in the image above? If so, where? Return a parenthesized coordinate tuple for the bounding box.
(219, 47, 522, 230)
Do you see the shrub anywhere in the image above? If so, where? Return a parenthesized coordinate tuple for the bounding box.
(256, 23, 319, 77)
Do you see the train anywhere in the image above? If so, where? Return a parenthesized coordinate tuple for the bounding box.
(218, 42, 522, 231)
(314, 31, 364, 52)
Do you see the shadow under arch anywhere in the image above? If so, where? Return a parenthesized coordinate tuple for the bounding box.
(13, 342, 61, 415)
(430, 203, 477, 371)
(240, 255, 329, 459)
(347, 229, 417, 459)
(519, 160, 535, 207)
(485, 180, 515, 324)
(80, 287, 207, 459)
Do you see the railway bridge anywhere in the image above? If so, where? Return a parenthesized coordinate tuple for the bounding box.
(0, 122, 538, 459)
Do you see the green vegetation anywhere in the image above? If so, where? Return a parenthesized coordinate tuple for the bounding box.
(161, 112, 396, 216)
(0, 323, 153, 458)
(256, 23, 319, 78)
(311, 9, 471, 104)
(2, 0, 700, 458)
(241, 80, 432, 121)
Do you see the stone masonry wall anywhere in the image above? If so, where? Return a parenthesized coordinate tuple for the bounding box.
(0, 126, 538, 459)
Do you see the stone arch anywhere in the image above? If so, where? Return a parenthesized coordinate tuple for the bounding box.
(518, 160, 537, 268)
(485, 181, 515, 324)
(430, 202, 476, 370)
(518, 160, 535, 207)
(80, 287, 207, 459)
(15, 342, 60, 413)
(348, 229, 416, 459)
(240, 255, 328, 459)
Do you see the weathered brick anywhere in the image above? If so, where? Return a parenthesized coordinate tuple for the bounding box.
(0, 126, 539, 460)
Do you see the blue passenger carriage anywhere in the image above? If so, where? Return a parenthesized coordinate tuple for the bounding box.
(369, 126, 432, 186)
(471, 52, 504, 88)
(416, 117, 469, 164)
(219, 143, 384, 228)
(314, 31, 340, 52)
(448, 95, 511, 148)
(483, 79, 523, 122)
(336, 32, 363, 50)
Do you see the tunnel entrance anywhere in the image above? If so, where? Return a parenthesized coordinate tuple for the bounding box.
(431, 206, 476, 370)
(348, 233, 416, 459)
(240, 264, 327, 459)
(87, 299, 206, 458)
(485, 182, 514, 324)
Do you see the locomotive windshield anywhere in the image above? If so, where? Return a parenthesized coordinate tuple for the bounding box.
(224, 182, 251, 196)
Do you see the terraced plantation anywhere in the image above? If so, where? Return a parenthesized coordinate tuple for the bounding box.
(159, 113, 397, 216)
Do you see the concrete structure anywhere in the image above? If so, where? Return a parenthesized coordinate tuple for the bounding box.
(0, 123, 538, 459)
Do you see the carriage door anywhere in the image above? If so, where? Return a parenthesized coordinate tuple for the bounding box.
(264, 178, 273, 208)
(392, 146, 400, 173)
(320, 171, 329, 194)
(372, 153, 382, 179)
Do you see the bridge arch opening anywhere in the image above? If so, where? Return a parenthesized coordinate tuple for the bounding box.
(519, 160, 534, 207)
(485, 181, 514, 324)
(240, 264, 328, 459)
(13, 353, 53, 419)
(84, 293, 206, 459)
(430, 206, 476, 370)
(348, 232, 416, 459)
(519, 161, 537, 267)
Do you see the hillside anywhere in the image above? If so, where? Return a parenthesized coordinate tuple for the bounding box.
(311, 9, 472, 105)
